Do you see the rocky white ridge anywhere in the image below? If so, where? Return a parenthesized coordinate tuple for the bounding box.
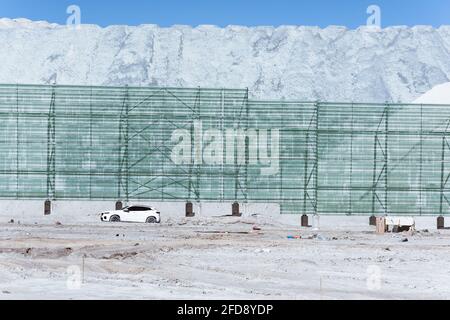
(1, 18, 450, 102)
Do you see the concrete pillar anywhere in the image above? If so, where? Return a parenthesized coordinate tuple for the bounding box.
(232, 202, 241, 217)
(44, 200, 51, 216)
(186, 202, 194, 217)
(115, 201, 123, 211)
(376, 217, 387, 234)
(438, 216, 445, 230)
(301, 215, 309, 227)
(369, 215, 377, 226)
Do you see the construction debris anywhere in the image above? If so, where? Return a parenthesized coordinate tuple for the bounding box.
(104, 252, 138, 260)
(197, 231, 252, 235)
(386, 217, 415, 233)
(286, 234, 337, 241)
(315, 234, 331, 241)
(254, 249, 271, 254)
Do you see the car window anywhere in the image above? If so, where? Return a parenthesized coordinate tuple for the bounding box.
(128, 206, 150, 211)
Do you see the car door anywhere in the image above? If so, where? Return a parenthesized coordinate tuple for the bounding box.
(121, 206, 136, 222)
(135, 206, 151, 222)
(126, 206, 149, 222)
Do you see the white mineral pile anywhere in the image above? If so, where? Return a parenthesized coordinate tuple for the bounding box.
(1, 18, 450, 102)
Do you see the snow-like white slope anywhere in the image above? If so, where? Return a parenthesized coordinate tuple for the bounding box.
(413, 82, 450, 104)
(1, 18, 450, 102)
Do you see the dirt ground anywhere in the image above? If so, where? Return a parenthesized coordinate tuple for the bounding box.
(0, 215, 449, 300)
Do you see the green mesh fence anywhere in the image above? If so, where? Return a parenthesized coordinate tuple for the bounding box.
(0, 83, 449, 216)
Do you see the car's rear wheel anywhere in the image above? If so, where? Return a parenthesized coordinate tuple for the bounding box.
(110, 215, 121, 222)
(146, 216, 157, 224)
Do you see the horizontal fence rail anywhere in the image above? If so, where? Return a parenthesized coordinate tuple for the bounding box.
(0, 84, 449, 216)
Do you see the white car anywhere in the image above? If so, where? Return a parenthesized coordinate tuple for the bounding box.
(100, 205, 161, 224)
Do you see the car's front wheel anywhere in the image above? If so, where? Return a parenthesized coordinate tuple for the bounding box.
(146, 216, 157, 224)
(110, 215, 121, 222)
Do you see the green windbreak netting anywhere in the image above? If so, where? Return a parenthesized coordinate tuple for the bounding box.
(0, 83, 449, 216)
(0, 84, 251, 202)
(317, 103, 450, 216)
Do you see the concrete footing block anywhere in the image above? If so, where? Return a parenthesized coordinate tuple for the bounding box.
(44, 200, 51, 216)
(232, 202, 241, 217)
(186, 202, 194, 217)
(301, 214, 309, 227)
(438, 216, 445, 230)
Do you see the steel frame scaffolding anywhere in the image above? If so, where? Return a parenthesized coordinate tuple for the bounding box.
(371, 106, 389, 216)
(1, 84, 450, 216)
(440, 120, 450, 215)
(46, 86, 56, 201)
(302, 102, 318, 215)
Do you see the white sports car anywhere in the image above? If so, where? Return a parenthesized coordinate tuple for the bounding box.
(100, 205, 161, 224)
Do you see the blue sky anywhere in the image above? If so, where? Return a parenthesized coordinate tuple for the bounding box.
(1, 0, 450, 28)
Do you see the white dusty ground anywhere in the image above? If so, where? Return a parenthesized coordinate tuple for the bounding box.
(0, 213, 450, 300)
